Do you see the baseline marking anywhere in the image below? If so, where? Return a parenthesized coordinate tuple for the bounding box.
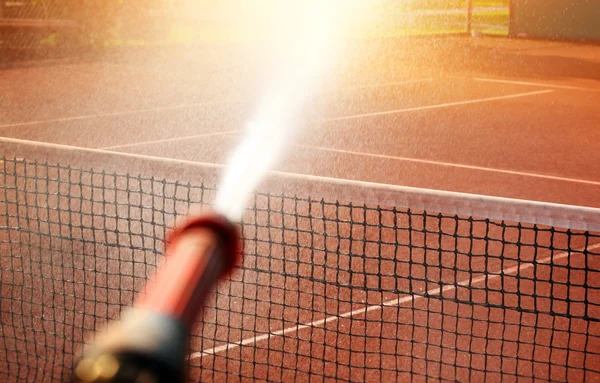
(190, 243, 600, 358)
(100, 131, 238, 150)
(0, 78, 433, 130)
(93, 89, 555, 150)
(298, 144, 600, 187)
(0, 100, 240, 130)
(315, 89, 554, 123)
(474, 77, 600, 93)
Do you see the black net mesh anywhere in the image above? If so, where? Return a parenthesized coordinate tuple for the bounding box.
(1, 157, 600, 382)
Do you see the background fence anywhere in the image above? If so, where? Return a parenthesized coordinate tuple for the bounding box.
(510, 0, 600, 42)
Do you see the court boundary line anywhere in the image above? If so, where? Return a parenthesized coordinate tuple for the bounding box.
(3, 137, 600, 232)
(104, 130, 600, 189)
(92, 88, 552, 150)
(0, 78, 433, 130)
(190, 242, 600, 358)
(100, 130, 238, 150)
(297, 144, 600, 187)
(335, 78, 432, 92)
(474, 77, 600, 93)
(314, 89, 554, 123)
(0, 100, 241, 130)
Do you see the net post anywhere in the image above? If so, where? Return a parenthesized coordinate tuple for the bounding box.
(466, 0, 473, 35)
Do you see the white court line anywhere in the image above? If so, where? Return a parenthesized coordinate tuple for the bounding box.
(0, 100, 240, 130)
(0, 78, 431, 130)
(336, 78, 432, 91)
(100, 130, 238, 150)
(298, 145, 600, 187)
(90, 80, 433, 150)
(474, 78, 600, 93)
(97, 89, 554, 151)
(315, 89, 554, 123)
(94, 134, 600, 189)
(191, 242, 600, 358)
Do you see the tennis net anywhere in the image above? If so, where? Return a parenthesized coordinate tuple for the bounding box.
(2, 138, 600, 382)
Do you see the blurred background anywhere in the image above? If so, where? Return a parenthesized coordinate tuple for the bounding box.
(2, 0, 599, 64)
(0, 0, 514, 62)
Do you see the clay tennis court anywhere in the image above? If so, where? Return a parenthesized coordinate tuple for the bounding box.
(2, 37, 599, 205)
(2, 36, 600, 382)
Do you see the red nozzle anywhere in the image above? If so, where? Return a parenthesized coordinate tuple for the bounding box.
(136, 211, 241, 328)
(73, 212, 241, 383)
